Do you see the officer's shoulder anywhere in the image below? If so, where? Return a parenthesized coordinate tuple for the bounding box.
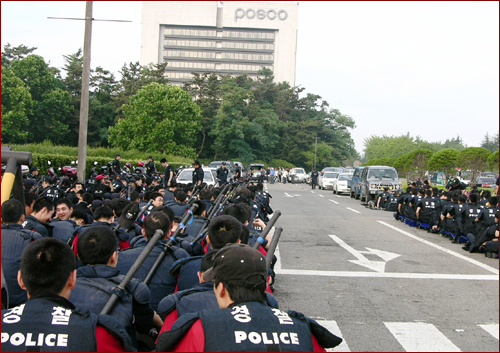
(287, 310, 344, 349)
(156, 312, 201, 351)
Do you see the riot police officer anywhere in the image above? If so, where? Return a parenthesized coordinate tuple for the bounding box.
(156, 244, 342, 352)
(216, 162, 229, 187)
(192, 160, 204, 188)
(111, 154, 122, 175)
(1, 238, 133, 352)
(146, 156, 157, 177)
(311, 168, 319, 189)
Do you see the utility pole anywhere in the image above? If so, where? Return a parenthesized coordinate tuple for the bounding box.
(77, 1, 92, 183)
(48, 2, 131, 182)
(314, 137, 318, 170)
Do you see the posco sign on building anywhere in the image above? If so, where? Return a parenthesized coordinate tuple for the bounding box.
(234, 8, 289, 22)
(141, 1, 299, 86)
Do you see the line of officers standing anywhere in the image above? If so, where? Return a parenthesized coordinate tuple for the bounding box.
(1, 157, 342, 352)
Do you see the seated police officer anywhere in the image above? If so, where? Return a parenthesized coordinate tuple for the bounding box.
(69, 226, 162, 347)
(1, 237, 133, 352)
(1, 199, 43, 308)
(116, 212, 190, 311)
(156, 243, 342, 352)
(22, 196, 54, 238)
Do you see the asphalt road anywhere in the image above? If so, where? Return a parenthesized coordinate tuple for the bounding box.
(264, 181, 499, 352)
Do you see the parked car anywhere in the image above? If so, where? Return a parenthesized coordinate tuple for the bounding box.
(290, 167, 307, 183)
(430, 171, 447, 185)
(359, 166, 402, 202)
(247, 163, 265, 182)
(476, 177, 496, 188)
(176, 167, 218, 187)
(333, 173, 353, 195)
(349, 166, 365, 199)
(321, 167, 343, 175)
(318, 172, 339, 190)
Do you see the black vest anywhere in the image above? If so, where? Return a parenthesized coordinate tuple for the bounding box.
(157, 301, 342, 352)
(1, 225, 42, 307)
(1, 294, 132, 352)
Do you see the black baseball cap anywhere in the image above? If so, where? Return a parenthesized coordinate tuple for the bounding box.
(221, 162, 226, 165)
(193, 160, 200, 166)
(148, 156, 153, 159)
(203, 243, 267, 286)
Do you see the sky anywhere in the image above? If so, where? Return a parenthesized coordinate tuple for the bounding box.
(2, 1, 499, 156)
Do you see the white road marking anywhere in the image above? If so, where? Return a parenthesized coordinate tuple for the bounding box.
(314, 320, 350, 352)
(329, 199, 339, 204)
(378, 221, 499, 275)
(284, 192, 293, 197)
(384, 322, 461, 352)
(479, 324, 499, 340)
(273, 244, 497, 280)
(329, 234, 400, 272)
(346, 207, 361, 214)
(319, 194, 324, 198)
(336, 195, 343, 198)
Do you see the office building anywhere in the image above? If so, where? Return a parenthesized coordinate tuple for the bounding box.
(141, 1, 299, 85)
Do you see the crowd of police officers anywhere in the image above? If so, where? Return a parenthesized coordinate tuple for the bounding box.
(365, 177, 499, 258)
(1, 156, 342, 352)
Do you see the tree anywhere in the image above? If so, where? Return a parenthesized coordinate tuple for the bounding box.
(427, 148, 460, 179)
(393, 154, 412, 180)
(183, 73, 222, 157)
(481, 132, 499, 152)
(108, 83, 201, 157)
(1, 43, 37, 67)
(61, 49, 84, 145)
(403, 149, 434, 180)
(487, 151, 499, 173)
(88, 67, 118, 146)
(1, 65, 33, 143)
(363, 133, 418, 160)
(112, 61, 169, 119)
(10, 54, 71, 144)
(456, 147, 491, 186)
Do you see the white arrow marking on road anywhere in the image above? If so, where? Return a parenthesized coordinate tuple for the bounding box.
(479, 324, 499, 340)
(328, 234, 399, 272)
(294, 194, 302, 197)
(346, 207, 361, 214)
(361, 248, 401, 262)
(329, 199, 339, 204)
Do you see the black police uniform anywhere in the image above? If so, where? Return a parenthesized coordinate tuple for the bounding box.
(216, 166, 229, 186)
(50, 219, 80, 243)
(1, 224, 42, 307)
(1, 292, 133, 352)
(146, 160, 156, 177)
(192, 166, 204, 186)
(111, 158, 121, 174)
(461, 203, 484, 237)
(156, 301, 342, 352)
(234, 166, 242, 181)
(311, 171, 319, 189)
(164, 165, 174, 187)
(416, 197, 438, 226)
(40, 185, 63, 203)
(22, 215, 53, 238)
